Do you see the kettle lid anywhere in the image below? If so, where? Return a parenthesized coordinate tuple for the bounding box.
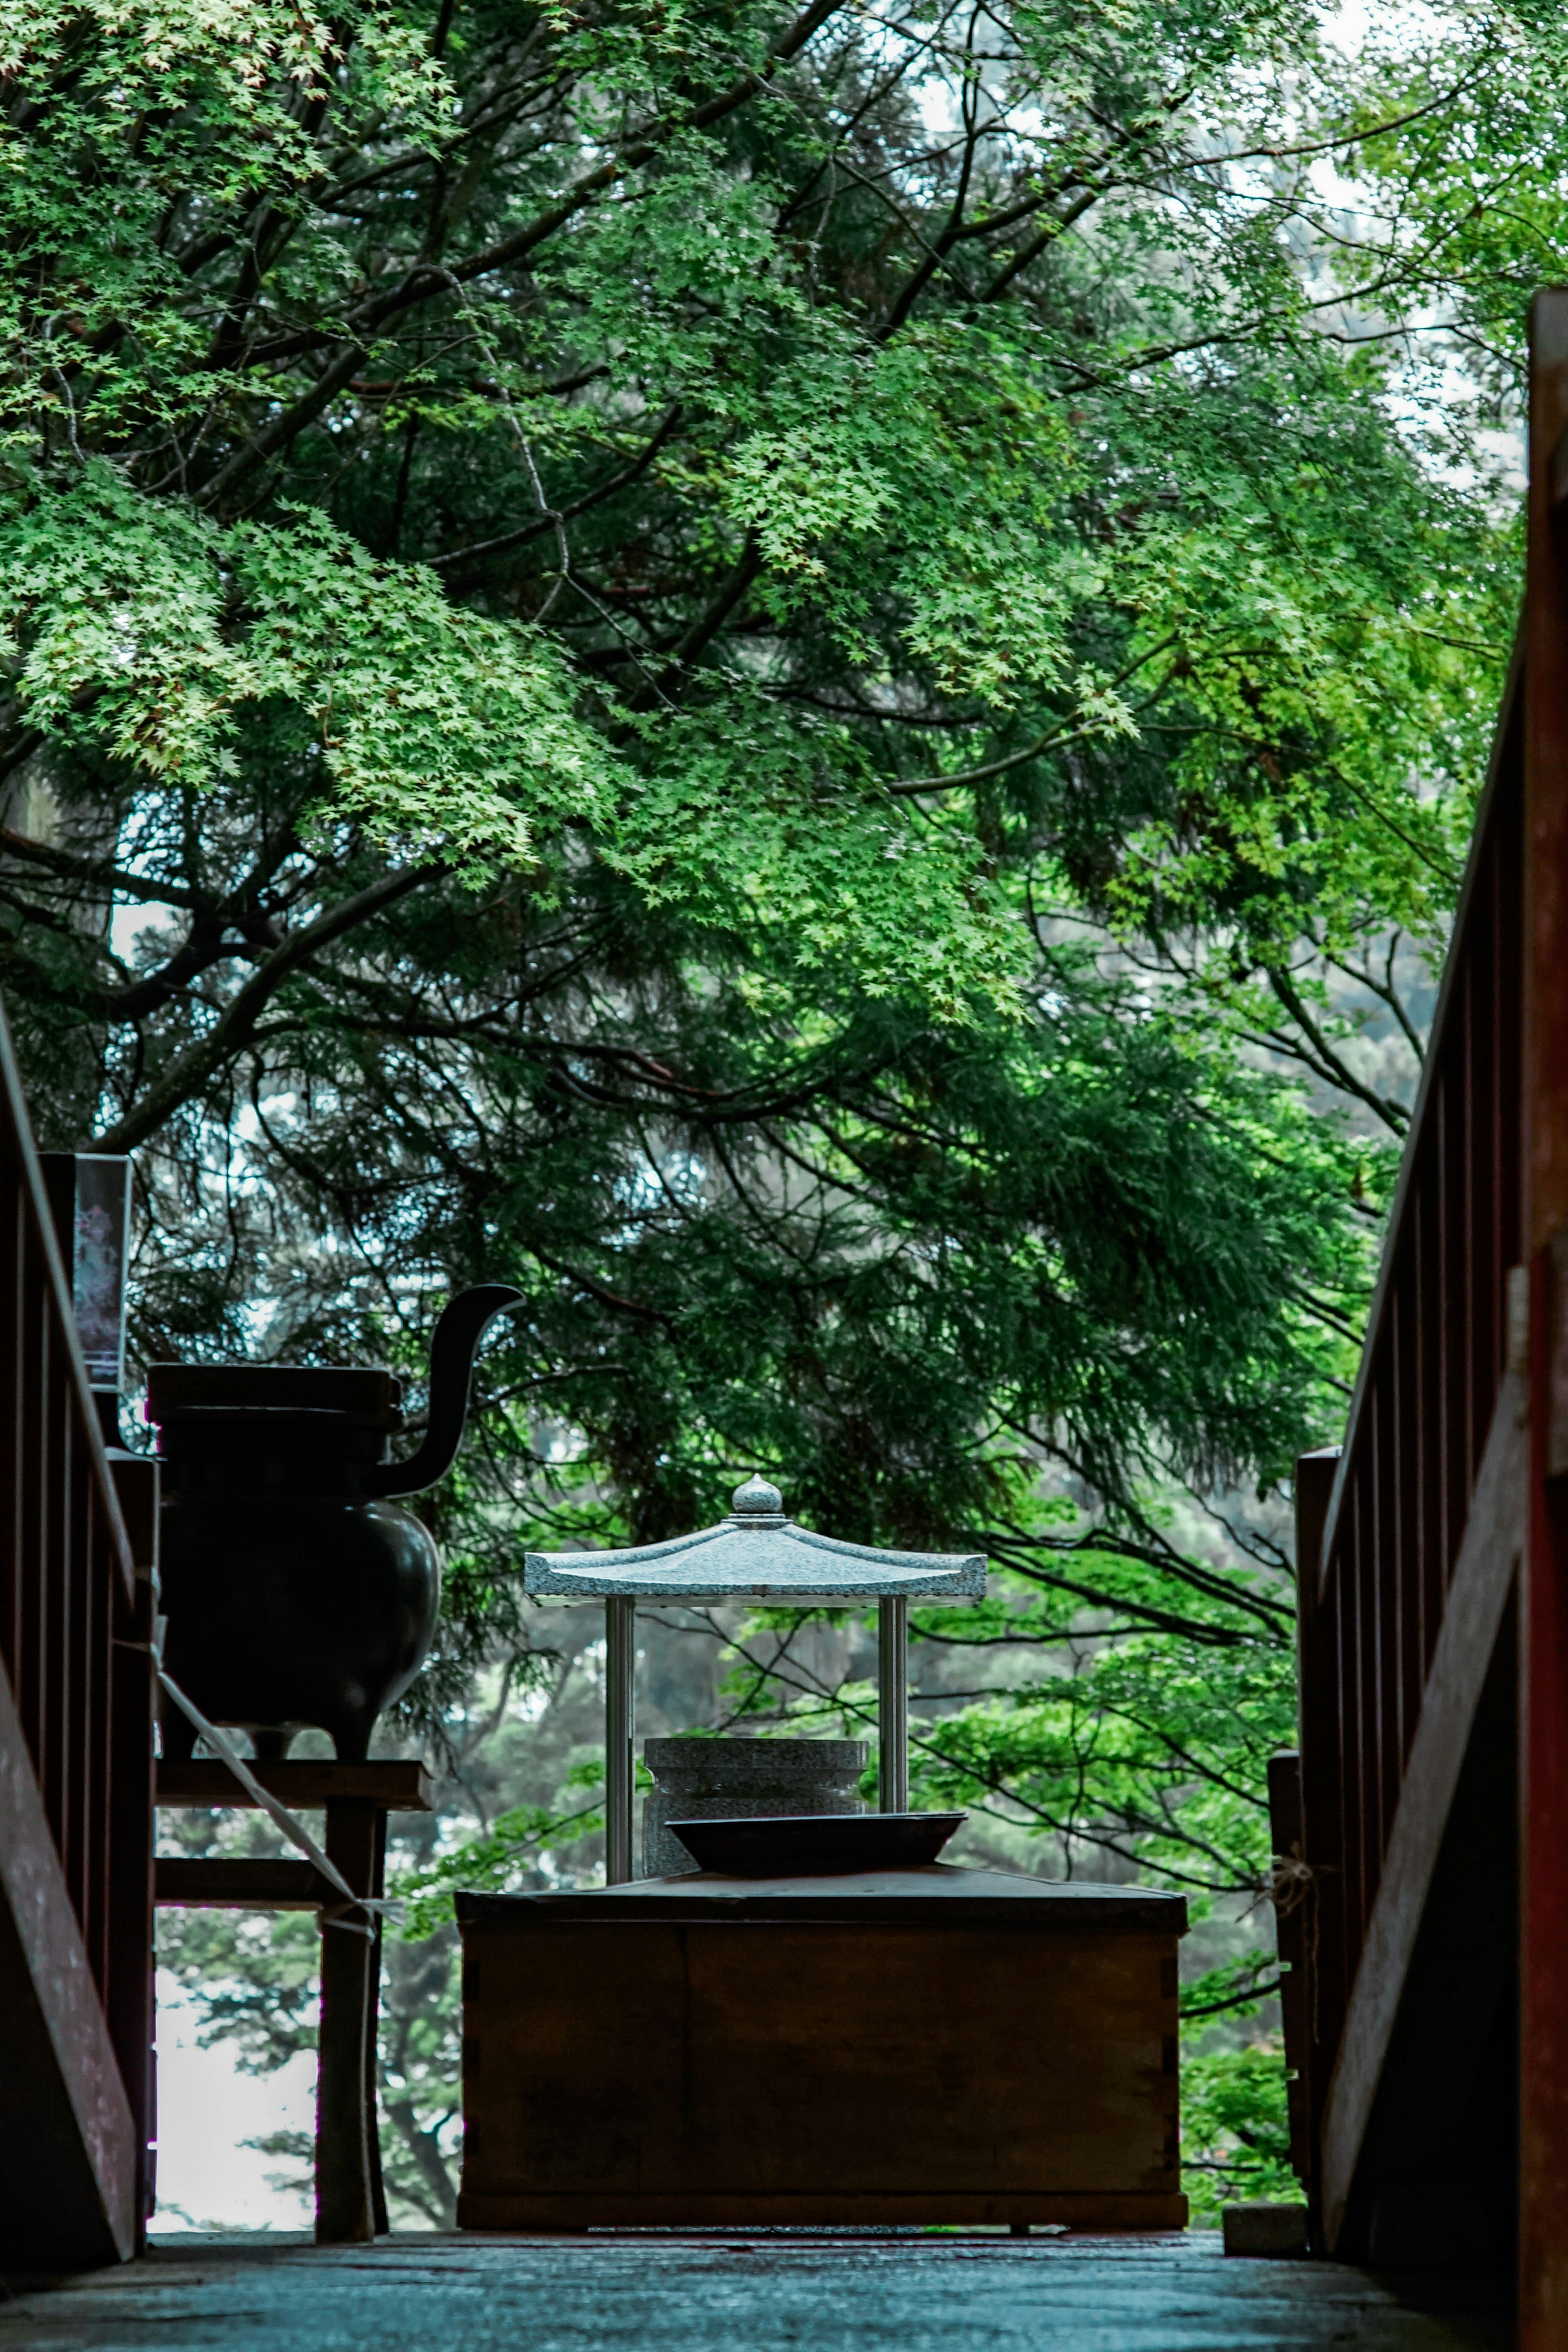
(146, 1362, 404, 1429)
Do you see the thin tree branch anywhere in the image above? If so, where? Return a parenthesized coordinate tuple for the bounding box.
(94, 865, 434, 1149)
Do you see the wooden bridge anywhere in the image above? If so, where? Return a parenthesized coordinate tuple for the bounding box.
(10, 299, 1568, 2342)
(0, 2229, 1517, 2350)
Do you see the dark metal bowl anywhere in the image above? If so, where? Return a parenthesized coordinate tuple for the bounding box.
(667, 1810, 967, 1877)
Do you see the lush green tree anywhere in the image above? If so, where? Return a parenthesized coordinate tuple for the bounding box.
(2, 0, 1535, 2223)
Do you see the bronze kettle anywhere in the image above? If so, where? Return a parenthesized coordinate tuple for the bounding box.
(148, 1286, 519, 1760)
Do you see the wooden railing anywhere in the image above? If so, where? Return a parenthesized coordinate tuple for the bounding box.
(1278, 289, 1568, 2314)
(0, 999, 157, 2270)
(1285, 670, 1525, 2247)
(1283, 294, 1568, 2323)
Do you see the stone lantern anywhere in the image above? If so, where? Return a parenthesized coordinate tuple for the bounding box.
(524, 1476, 986, 1882)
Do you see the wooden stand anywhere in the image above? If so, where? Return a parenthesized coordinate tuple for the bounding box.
(457, 1865, 1187, 2231)
(154, 1759, 433, 2244)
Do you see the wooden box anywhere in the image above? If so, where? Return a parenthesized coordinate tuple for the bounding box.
(457, 1864, 1187, 2230)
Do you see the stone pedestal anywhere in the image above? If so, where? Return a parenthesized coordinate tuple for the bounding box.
(641, 1737, 866, 1878)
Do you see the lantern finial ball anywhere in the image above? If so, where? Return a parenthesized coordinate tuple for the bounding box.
(730, 1472, 785, 1519)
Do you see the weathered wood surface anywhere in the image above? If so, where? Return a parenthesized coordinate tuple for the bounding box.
(156, 1760, 434, 1811)
(0, 2233, 1512, 2350)
(459, 1870, 1186, 2232)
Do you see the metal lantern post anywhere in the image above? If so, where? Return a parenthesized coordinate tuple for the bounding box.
(878, 1596, 910, 1815)
(604, 1597, 637, 1887)
(526, 1477, 985, 1884)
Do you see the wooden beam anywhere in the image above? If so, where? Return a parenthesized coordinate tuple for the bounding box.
(1318, 1370, 1526, 2252)
(0, 1661, 137, 2270)
(155, 1760, 434, 1812)
(154, 1858, 334, 1909)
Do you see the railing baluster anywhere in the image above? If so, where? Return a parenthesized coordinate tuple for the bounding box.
(44, 1349, 71, 1861)
(0, 1164, 22, 1687)
(1416, 1161, 1444, 1683)
(85, 1485, 114, 1990)
(1358, 1449, 1381, 1938)
(1440, 1060, 1468, 1599)
(1374, 1353, 1400, 1852)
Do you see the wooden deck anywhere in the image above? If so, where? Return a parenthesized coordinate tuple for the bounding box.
(0, 2231, 1510, 2349)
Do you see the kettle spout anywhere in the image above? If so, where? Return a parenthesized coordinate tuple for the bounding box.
(365, 1284, 522, 1500)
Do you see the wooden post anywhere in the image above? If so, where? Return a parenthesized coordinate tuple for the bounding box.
(315, 1797, 383, 2245)
(878, 1596, 909, 1813)
(605, 1598, 636, 1885)
(107, 1629, 156, 2241)
(1522, 285, 1568, 2343)
(366, 1808, 389, 2238)
(1293, 1446, 1341, 2253)
(106, 1453, 158, 2246)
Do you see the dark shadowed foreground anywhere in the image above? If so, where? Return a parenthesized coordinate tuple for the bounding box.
(0, 2233, 1510, 2351)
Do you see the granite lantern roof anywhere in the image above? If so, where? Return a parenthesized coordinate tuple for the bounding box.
(524, 1476, 987, 1603)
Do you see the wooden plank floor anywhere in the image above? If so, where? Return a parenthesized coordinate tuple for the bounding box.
(0, 2232, 1511, 2349)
